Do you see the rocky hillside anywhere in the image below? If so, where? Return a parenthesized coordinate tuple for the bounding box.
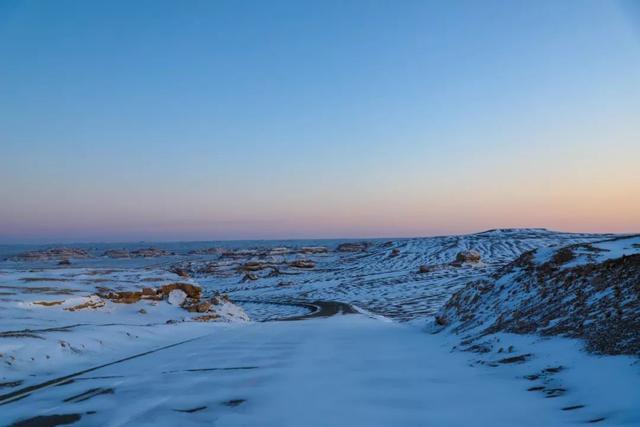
(436, 235, 640, 355)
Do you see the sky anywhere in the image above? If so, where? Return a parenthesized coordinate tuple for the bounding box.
(1, 0, 639, 243)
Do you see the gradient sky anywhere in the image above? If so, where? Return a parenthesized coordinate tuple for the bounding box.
(1, 0, 639, 243)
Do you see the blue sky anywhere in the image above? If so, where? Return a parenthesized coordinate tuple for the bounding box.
(1, 0, 639, 243)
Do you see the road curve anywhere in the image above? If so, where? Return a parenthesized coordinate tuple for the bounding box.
(233, 298, 358, 321)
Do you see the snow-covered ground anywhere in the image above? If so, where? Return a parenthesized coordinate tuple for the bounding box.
(1, 229, 638, 426)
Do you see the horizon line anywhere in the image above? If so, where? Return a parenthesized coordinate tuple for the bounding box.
(1, 227, 634, 247)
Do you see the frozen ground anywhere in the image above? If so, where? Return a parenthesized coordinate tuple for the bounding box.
(1, 229, 638, 426)
(4, 316, 639, 426)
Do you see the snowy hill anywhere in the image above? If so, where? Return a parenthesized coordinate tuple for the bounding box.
(436, 235, 640, 355)
(185, 228, 606, 320)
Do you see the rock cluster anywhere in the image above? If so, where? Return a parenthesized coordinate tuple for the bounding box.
(187, 247, 226, 255)
(336, 242, 369, 252)
(289, 259, 315, 269)
(99, 282, 201, 304)
(300, 246, 329, 254)
(169, 262, 217, 278)
(101, 249, 130, 259)
(8, 248, 92, 261)
(102, 248, 174, 258)
(220, 249, 259, 259)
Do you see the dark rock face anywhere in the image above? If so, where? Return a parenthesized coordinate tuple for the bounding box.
(437, 237, 640, 355)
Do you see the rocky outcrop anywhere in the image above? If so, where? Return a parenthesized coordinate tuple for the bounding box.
(220, 249, 259, 259)
(102, 248, 174, 258)
(99, 282, 201, 304)
(187, 247, 225, 255)
(159, 282, 202, 299)
(64, 296, 106, 312)
(26, 277, 249, 322)
(436, 236, 640, 355)
(336, 242, 369, 252)
(8, 248, 92, 261)
(451, 250, 481, 266)
(300, 246, 329, 254)
(289, 259, 315, 269)
(102, 249, 131, 259)
(169, 266, 191, 278)
(239, 261, 274, 272)
(169, 262, 217, 277)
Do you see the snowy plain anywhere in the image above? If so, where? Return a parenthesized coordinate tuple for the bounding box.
(1, 229, 638, 426)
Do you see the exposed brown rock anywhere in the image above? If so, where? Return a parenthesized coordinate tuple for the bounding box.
(141, 287, 157, 296)
(130, 248, 174, 258)
(109, 291, 143, 304)
(33, 300, 64, 307)
(103, 248, 174, 258)
(102, 249, 131, 259)
(336, 242, 369, 252)
(300, 246, 329, 254)
(193, 314, 220, 322)
(187, 247, 225, 255)
(289, 259, 315, 269)
(8, 247, 92, 261)
(452, 250, 481, 266)
(239, 261, 272, 272)
(169, 261, 217, 277)
(170, 267, 191, 278)
(65, 298, 106, 312)
(185, 301, 212, 313)
(211, 294, 230, 305)
(159, 283, 201, 300)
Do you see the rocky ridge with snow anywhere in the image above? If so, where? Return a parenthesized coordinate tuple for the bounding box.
(436, 235, 640, 355)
